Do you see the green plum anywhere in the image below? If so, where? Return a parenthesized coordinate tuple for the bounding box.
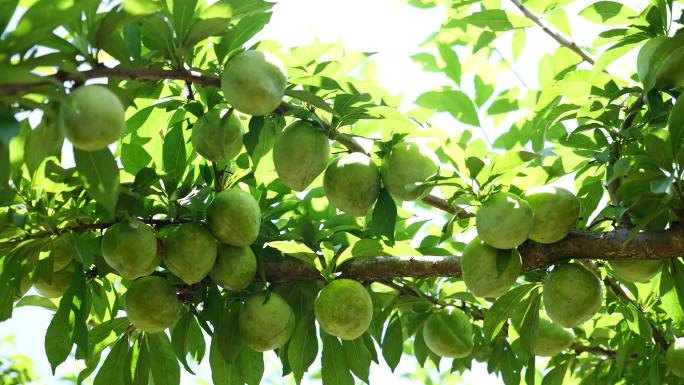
(207, 189, 261, 247)
(476, 192, 534, 249)
(273, 121, 330, 191)
(314, 279, 373, 340)
(323, 153, 381, 216)
(461, 237, 521, 298)
(163, 223, 217, 284)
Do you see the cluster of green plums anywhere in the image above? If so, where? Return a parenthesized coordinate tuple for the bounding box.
(48, 48, 684, 367)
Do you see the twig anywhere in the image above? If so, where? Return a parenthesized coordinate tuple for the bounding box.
(508, 0, 595, 65)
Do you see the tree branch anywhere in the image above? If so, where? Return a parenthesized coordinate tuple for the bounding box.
(508, 0, 595, 65)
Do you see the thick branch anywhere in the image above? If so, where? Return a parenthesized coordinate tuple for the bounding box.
(0, 67, 220, 96)
(508, 0, 595, 65)
(265, 226, 684, 282)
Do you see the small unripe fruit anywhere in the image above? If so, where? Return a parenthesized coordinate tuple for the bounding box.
(101, 219, 159, 280)
(51, 235, 75, 272)
(209, 244, 257, 291)
(525, 186, 579, 244)
(238, 292, 295, 351)
(609, 259, 663, 283)
(461, 237, 521, 298)
(124, 276, 180, 333)
(59, 85, 125, 151)
(422, 309, 474, 358)
(667, 338, 684, 378)
(191, 110, 243, 163)
(476, 192, 534, 249)
(380, 142, 438, 201)
(323, 153, 381, 216)
(163, 223, 217, 284)
(33, 268, 73, 298)
(207, 189, 261, 247)
(534, 319, 574, 356)
(273, 121, 330, 191)
(221, 50, 287, 116)
(543, 264, 603, 328)
(314, 279, 373, 340)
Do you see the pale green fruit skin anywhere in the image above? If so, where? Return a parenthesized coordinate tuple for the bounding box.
(163, 223, 217, 284)
(461, 237, 521, 298)
(191, 110, 243, 162)
(323, 153, 381, 217)
(101, 220, 159, 280)
(667, 338, 684, 378)
(273, 121, 330, 191)
(51, 235, 75, 272)
(221, 50, 287, 116)
(124, 276, 180, 333)
(207, 189, 261, 246)
(525, 186, 580, 244)
(476, 192, 534, 249)
(209, 244, 256, 291)
(534, 319, 574, 356)
(610, 259, 663, 283)
(238, 292, 295, 351)
(33, 268, 73, 298)
(314, 279, 373, 340)
(380, 142, 438, 201)
(59, 85, 125, 151)
(543, 264, 603, 328)
(423, 309, 474, 358)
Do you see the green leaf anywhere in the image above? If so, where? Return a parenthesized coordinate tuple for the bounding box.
(285, 90, 335, 114)
(209, 338, 241, 385)
(243, 116, 281, 168)
(381, 316, 403, 372)
(659, 260, 684, 328)
(45, 298, 72, 373)
(461, 10, 532, 31)
(266, 241, 317, 265)
(371, 189, 396, 244)
(669, 95, 684, 162)
(541, 362, 568, 385)
(483, 284, 537, 342)
(15, 295, 58, 311)
(146, 332, 181, 385)
(578, 1, 637, 25)
(517, 289, 541, 359)
(415, 90, 479, 126)
(342, 337, 372, 383)
(123, 0, 162, 15)
(162, 122, 187, 194)
(133, 337, 151, 385)
(171, 311, 199, 374)
(437, 43, 461, 85)
(288, 315, 318, 384)
(93, 337, 131, 385)
(237, 347, 263, 385)
(215, 301, 242, 363)
(183, 18, 230, 49)
(74, 147, 121, 216)
(321, 334, 354, 385)
(0, 0, 18, 36)
(214, 13, 272, 63)
(171, 0, 198, 44)
(24, 122, 63, 176)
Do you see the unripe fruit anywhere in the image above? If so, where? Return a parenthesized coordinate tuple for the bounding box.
(51, 235, 75, 272)
(124, 276, 180, 333)
(33, 268, 73, 298)
(323, 153, 381, 216)
(273, 121, 330, 191)
(422, 309, 474, 358)
(534, 319, 574, 356)
(191, 110, 243, 162)
(543, 264, 603, 328)
(667, 338, 684, 378)
(238, 292, 295, 351)
(380, 142, 438, 201)
(59, 85, 125, 151)
(209, 244, 257, 291)
(461, 237, 521, 298)
(207, 189, 261, 247)
(101, 219, 159, 280)
(609, 259, 663, 283)
(314, 279, 373, 340)
(163, 223, 217, 284)
(525, 186, 580, 244)
(476, 192, 534, 249)
(221, 50, 287, 116)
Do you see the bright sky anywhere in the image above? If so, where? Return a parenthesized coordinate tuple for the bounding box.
(2, 0, 651, 384)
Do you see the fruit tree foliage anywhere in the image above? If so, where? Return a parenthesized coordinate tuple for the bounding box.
(2, 1, 684, 385)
